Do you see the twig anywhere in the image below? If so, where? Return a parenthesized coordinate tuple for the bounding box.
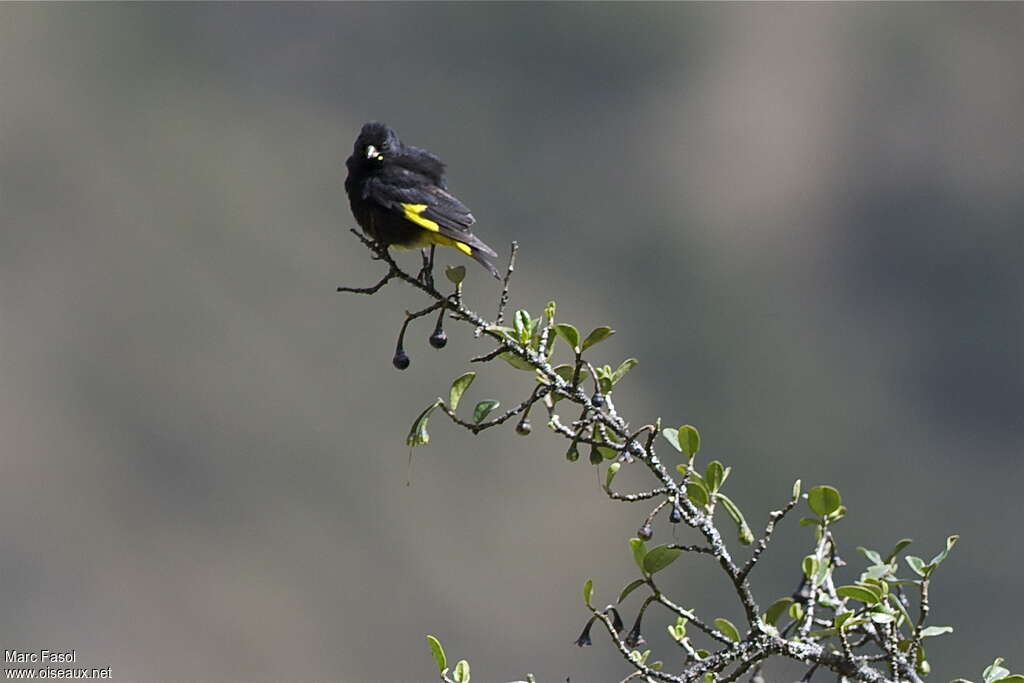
(494, 241, 519, 325)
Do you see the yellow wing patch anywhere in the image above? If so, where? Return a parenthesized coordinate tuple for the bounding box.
(431, 234, 473, 256)
(397, 203, 472, 256)
(400, 203, 441, 232)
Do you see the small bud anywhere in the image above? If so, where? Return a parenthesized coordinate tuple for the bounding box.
(637, 524, 653, 541)
(392, 349, 410, 370)
(429, 329, 448, 348)
(591, 391, 605, 407)
(516, 419, 532, 436)
(566, 442, 580, 462)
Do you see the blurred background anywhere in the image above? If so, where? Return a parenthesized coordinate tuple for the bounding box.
(1, 4, 1022, 681)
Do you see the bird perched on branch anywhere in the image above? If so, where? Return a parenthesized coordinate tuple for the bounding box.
(345, 122, 500, 279)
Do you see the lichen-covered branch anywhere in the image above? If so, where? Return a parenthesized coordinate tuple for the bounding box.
(338, 232, 1014, 683)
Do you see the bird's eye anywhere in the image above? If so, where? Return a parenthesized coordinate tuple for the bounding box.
(365, 144, 385, 161)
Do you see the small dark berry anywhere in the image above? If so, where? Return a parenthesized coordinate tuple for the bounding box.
(392, 350, 410, 370)
(589, 445, 603, 465)
(516, 420, 532, 436)
(637, 524, 653, 541)
(591, 392, 605, 407)
(429, 330, 448, 348)
(566, 443, 580, 462)
(669, 504, 683, 524)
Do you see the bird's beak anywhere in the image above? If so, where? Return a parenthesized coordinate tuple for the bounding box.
(366, 145, 379, 160)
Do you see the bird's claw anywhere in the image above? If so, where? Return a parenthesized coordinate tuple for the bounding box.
(418, 247, 436, 287)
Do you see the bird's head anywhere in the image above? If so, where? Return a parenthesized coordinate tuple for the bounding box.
(351, 122, 401, 167)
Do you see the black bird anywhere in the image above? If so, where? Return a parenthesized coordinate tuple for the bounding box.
(345, 122, 500, 279)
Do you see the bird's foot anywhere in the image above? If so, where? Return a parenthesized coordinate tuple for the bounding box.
(417, 246, 436, 288)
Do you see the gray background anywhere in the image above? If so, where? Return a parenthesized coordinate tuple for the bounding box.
(1, 4, 1022, 681)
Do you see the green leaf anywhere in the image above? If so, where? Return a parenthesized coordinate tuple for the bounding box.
(618, 578, 647, 604)
(407, 401, 441, 447)
(473, 400, 500, 424)
(834, 610, 855, 630)
(554, 324, 580, 352)
(582, 578, 594, 607)
(837, 585, 881, 605)
(498, 351, 536, 371)
(919, 625, 953, 638)
(764, 598, 794, 626)
(448, 372, 476, 411)
(686, 480, 709, 508)
(715, 493, 744, 525)
(985, 659, 1011, 683)
(929, 534, 959, 568)
(705, 461, 726, 492)
(857, 547, 884, 566)
(611, 358, 639, 385)
(885, 538, 913, 563)
(514, 309, 532, 343)
(643, 545, 683, 574)
(992, 677, 1024, 683)
(887, 594, 913, 626)
(662, 428, 682, 452)
(678, 425, 701, 458)
(629, 538, 648, 571)
(528, 317, 544, 351)
(714, 618, 741, 642)
(453, 659, 470, 683)
(581, 326, 615, 351)
(598, 446, 618, 460)
(814, 557, 831, 586)
(605, 462, 621, 488)
(869, 606, 895, 624)
(802, 555, 819, 579)
(906, 555, 927, 577)
(788, 602, 804, 621)
(426, 635, 447, 673)
(594, 365, 613, 393)
(484, 325, 516, 341)
(444, 265, 466, 285)
(550, 364, 589, 395)
(862, 564, 890, 580)
(807, 486, 841, 516)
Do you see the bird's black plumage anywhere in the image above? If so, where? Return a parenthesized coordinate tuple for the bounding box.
(345, 122, 500, 279)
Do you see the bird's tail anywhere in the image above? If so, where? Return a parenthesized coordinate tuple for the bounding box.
(470, 247, 501, 280)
